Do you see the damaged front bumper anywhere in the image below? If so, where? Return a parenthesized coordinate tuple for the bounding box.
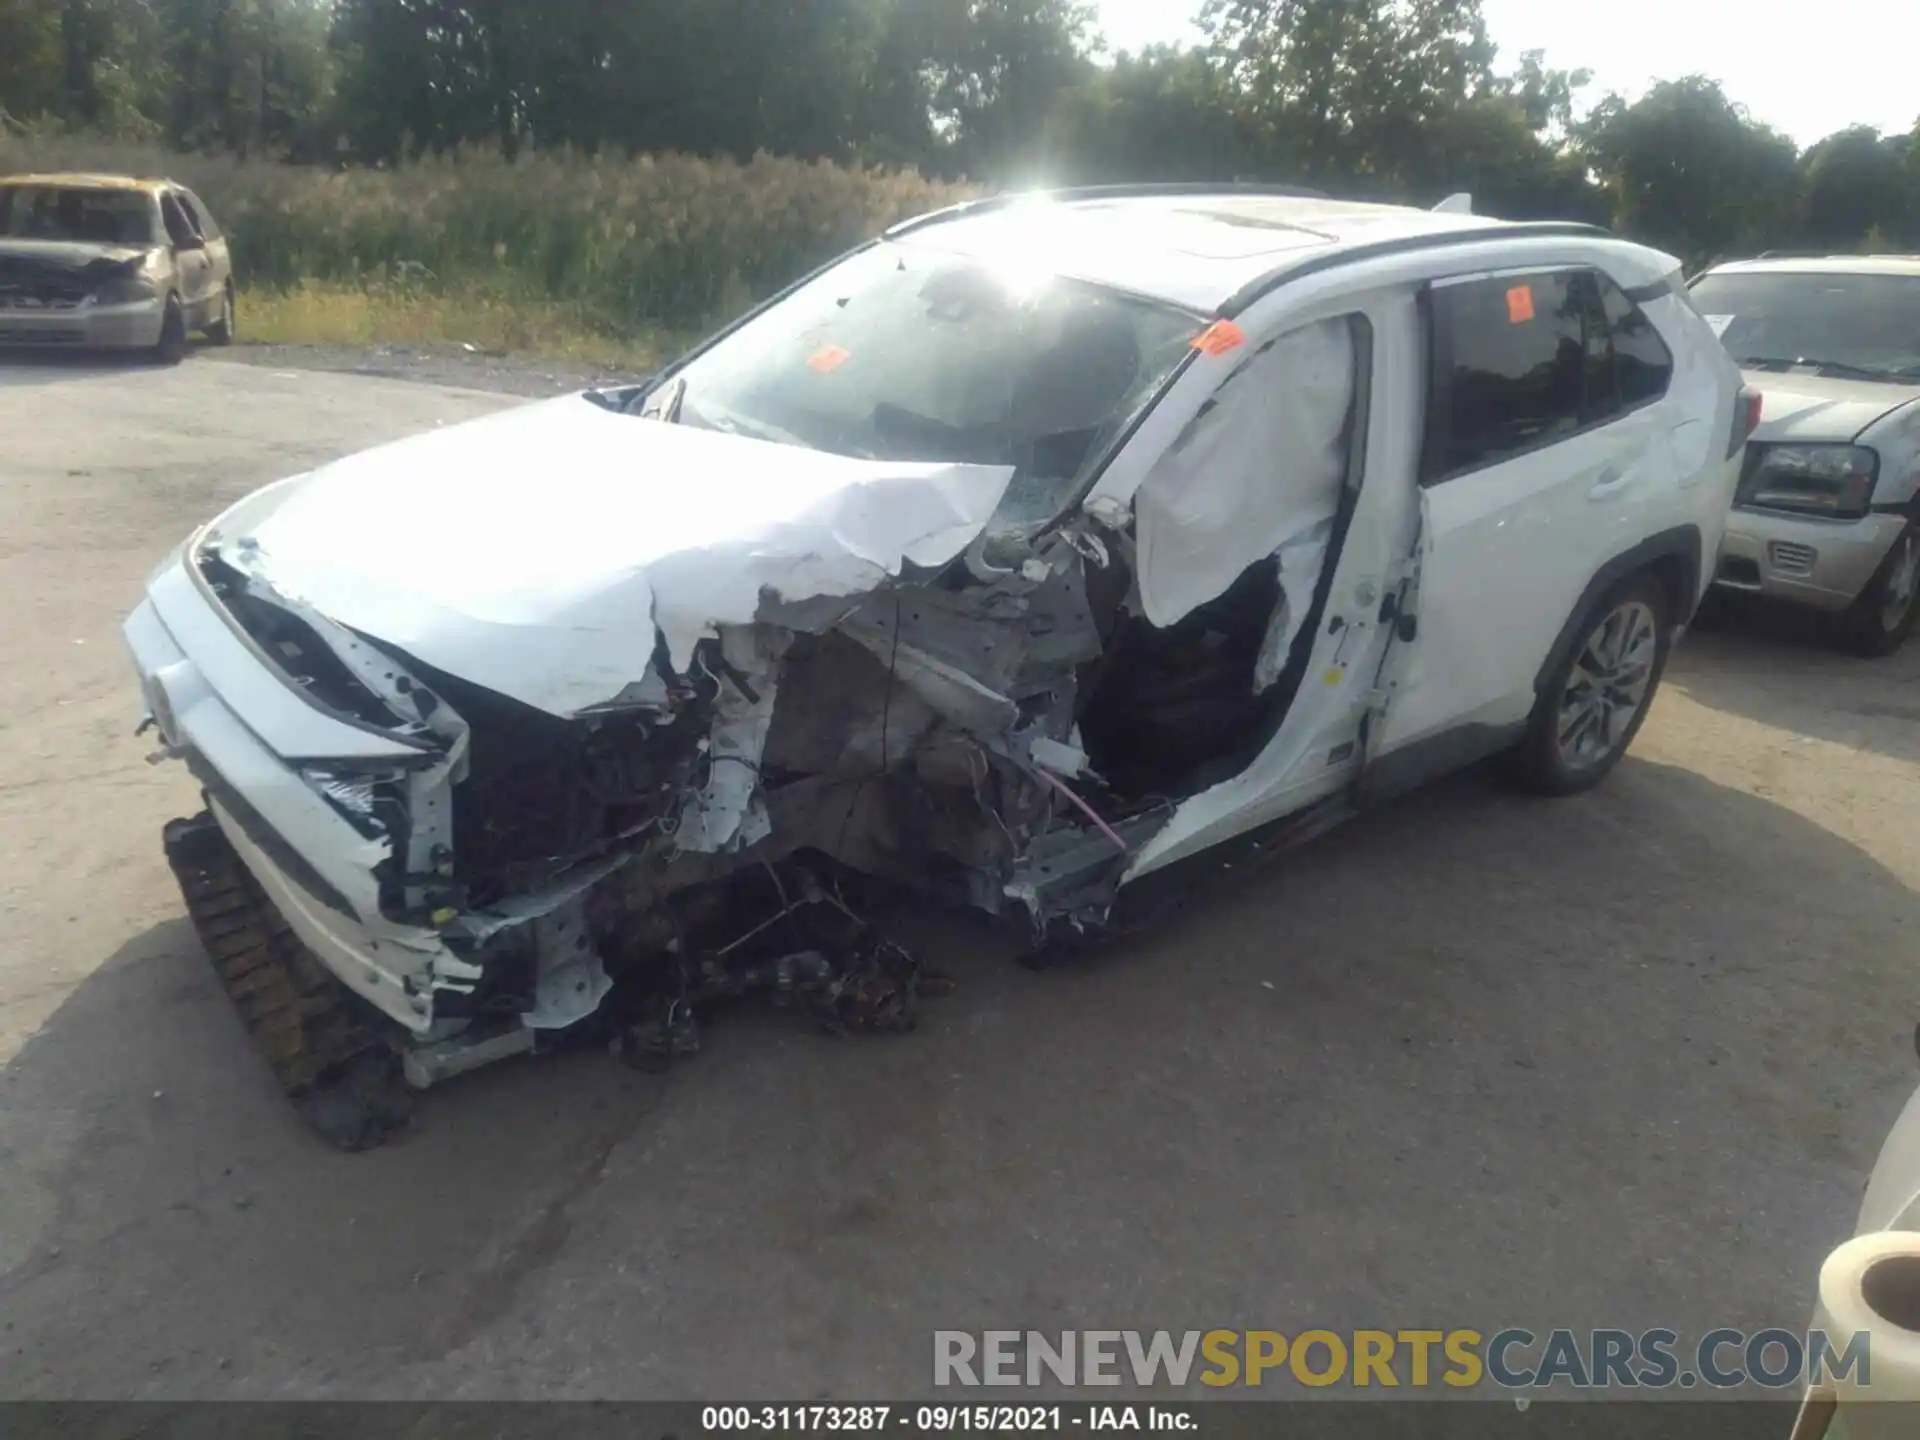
(129, 503, 1157, 1074)
(126, 549, 481, 1034)
(0, 292, 167, 348)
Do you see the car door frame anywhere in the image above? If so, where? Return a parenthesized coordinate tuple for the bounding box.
(160, 188, 215, 327)
(174, 186, 232, 312)
(1080, 276, 1427, 880)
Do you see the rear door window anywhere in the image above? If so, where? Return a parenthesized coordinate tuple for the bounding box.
(160, 193, 198, 247)
(1421, 268, 1673, 484)
(1421, 269, 1589, 483)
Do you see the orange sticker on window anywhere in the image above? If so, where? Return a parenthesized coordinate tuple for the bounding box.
(1506, 284, 1535, 324)
(807, 344, 852, 373)
(1189, 320, 1246, 356)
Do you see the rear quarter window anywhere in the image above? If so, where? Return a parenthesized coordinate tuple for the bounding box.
(1595, 274, 1675, 410)
(177, 189, 221, 239)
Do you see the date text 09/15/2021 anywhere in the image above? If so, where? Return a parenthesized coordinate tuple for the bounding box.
(701, 1405, 1195, 1432)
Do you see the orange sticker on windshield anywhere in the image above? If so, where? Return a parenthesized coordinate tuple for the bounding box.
(1190, 320, 1246, 356)
(807, 344, 852, 373)
(1506, 284, 1535, 324)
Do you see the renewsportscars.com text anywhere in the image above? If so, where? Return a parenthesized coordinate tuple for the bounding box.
(933, 1328, 1869, 1391)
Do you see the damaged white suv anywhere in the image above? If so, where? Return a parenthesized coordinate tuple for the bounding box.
(124, 187, 1750, 1145)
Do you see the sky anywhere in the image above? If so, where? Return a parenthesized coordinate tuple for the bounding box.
(1091, 0, 1920, 150)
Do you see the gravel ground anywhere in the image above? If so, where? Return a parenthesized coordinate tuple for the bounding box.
(1, 346, 1917, 1404)
(215, 339, 656, 398)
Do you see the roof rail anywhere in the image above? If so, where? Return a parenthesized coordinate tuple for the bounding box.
(1217, 220, 1612, 318)
(884, 181, 1328, 239)
(1750, 249, 1920, 262)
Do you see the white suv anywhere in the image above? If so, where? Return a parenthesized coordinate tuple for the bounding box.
(122, 187, 1749, 1143)
(1689, 256, 1920, 654)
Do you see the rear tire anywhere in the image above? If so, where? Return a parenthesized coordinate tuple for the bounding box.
(152, 295, 187, 365)
(205, 282, 235, 345)
(1829, 524, 1919, 658)
(1507, 572, 1672, 796)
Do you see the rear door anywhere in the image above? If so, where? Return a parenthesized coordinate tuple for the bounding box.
(1360, 264, 1679, 793)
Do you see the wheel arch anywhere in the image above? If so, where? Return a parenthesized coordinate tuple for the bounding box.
(1531, 524, 1702, 704)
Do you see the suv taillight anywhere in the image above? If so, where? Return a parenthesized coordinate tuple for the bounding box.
(1729, 386, 1763, 458)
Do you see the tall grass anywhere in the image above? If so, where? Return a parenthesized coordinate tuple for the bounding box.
(0, 137, 982, 344)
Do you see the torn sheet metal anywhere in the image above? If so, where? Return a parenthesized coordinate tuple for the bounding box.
(832, 530, 1104, 742)
(446, 850, 634, 946)
(1133, 316, 1355, 627)
(758, 631, 939, 776)
(841, 633, 1022, 737)
(216, 395, 1015, 717)
(1002, 811, 1175, 925)
(674, 624, 792, 854)
(521, 897, 614, 1029)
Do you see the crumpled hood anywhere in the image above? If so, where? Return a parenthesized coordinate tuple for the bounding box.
(0, 238, 151, 275)
(1746, 371, 1920, 444)
(214, 394, 1015, 717)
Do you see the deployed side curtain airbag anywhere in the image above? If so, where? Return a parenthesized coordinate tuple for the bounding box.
(1133, 316, 1356, 629)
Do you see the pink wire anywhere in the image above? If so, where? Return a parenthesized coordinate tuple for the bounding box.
(1032, 766, 1130, 854)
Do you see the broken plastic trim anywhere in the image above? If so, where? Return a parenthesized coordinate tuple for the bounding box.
(186, 527, 435, 754)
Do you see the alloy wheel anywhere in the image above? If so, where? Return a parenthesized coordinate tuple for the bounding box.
(1879, 530, 1919, 634)
(1557, 600, 1659, 771)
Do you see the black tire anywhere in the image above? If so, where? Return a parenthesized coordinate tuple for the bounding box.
(1507, 571, 1673, 796)
(205, 282, 235, 345)
(1828, 523, 1919, 658)
(152, 295, 187, 365)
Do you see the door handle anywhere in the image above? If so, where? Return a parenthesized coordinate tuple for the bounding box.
(1588, 468, 1631, 500)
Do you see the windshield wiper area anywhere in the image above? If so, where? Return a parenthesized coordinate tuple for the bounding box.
(1738, 356, 1902, 382)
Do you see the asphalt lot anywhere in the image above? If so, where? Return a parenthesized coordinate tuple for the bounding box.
(2, 349, 1918, 1400)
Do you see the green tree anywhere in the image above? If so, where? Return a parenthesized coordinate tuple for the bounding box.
(911, 0, 1096, 179)
(1038, 45, 1258, 183)
(1797, 125, 1913, 252)
(154, 0, 333, 155)
(0, 0, 64, 123)
(1578, 76, 1800, 267)
(1202, 0, 1497, 189)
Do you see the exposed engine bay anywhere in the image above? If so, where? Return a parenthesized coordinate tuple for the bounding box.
(178, 462, 1337, 1141)
(129, 291, 1363, 1145)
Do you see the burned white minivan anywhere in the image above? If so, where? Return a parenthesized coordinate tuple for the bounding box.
(125, 187, 1751, 1145)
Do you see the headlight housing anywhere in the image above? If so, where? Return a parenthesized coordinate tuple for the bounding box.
(90, 251, 163, 307)
(1738, 443, 1879, 520)
(298, 765, 405, 840)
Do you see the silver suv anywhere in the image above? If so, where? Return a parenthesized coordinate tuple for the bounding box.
(1689, 257, 1920, 655)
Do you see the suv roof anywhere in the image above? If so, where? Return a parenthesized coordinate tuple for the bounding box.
(1704, 255, 1920, 278)
(886, 187, 1611, 315)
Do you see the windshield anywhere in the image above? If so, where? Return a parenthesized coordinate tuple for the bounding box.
(650, 241, 1202, 529)
(1689, 271, 1920, 381)
(0, 186, 157, 246)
